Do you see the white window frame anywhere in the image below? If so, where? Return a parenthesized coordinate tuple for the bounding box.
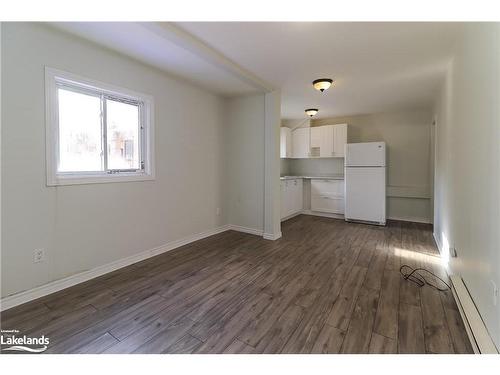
(45, 67, 155, 186)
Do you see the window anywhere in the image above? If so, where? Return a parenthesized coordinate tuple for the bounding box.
(45, 67, 154, 185)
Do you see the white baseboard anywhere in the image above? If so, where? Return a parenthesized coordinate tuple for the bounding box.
(0, 222, 274, 311)
(433, 232, 498, 353)
(263, 232, 282, 241)
(388, 215, 432, 224)
(226, 224, 263, 237)
(285, 211, 431, 224)
(296, 211, 431, 224)
(450, 275, 499, 354)
(1, 224, 233, 312)
(226, 224, 280, 241)
(300, 210, 344, 220)
(280, 212, 302, 222)
(281, 210, 343, 222)
(433, 231, 444, 256)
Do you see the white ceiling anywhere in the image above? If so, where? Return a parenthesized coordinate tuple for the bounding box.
(50, 22, 259, 96)
(51, 22, 462, 119)
(178, 22, 462, 119)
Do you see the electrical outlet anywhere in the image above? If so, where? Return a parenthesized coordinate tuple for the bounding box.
(33, 249, 45, 263)
(216, 207, 221, 216)
(491, 280, 498, 307)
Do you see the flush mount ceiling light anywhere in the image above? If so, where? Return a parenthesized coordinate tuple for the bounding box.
(305, 108, 318, 117)
(312, 78, 333, 92)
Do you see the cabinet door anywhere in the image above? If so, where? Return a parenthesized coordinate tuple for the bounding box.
(320, 125, 334, 157)
(286, 180, 293, 217)
(310, 127, 322, 157)
(280, 180, 287, 219)
(311, 195, 345, 214)
(297, 179, 304, 211)
(333, 124, 347, 157)
(311, 179, 344, 197)
(280, 128, 287, 158)
(310, 179, 345, 214)
(292, 128, 310, 158)
(280, 127, 292, 158)
(286, 128, 292, 157)
(294, 179, 303, 212)
(287, 180, 296, 218)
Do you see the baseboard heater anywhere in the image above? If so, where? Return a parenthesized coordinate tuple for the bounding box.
(450, 275, 498, 354)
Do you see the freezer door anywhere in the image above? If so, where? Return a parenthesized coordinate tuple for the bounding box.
(345, 142, 386, 167)
(345, 167, 386, 224)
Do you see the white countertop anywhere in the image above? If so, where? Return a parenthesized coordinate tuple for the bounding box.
(280, 175, 344, 180)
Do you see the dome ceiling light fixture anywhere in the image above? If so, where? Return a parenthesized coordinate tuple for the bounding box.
(305, 108, 319, 117)
(312, 78, 333, 92)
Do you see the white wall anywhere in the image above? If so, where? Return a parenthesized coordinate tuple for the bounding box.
(311, 110, 433, 222)
(263, 91, 282, 239)
(433, 23, 500, 348)
(1, 23, 229, 297)
(224, 94, 266, 232)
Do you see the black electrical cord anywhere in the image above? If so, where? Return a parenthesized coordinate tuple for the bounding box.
(399, 264, 451, 292)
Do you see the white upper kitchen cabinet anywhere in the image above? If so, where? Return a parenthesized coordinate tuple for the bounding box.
(319, 125, 334, 157)
(292, 127, 310, 158)
(280, 127, 292, 158)
(288, 124, 347, 159)
(310, 125, 335, 157)
(333, 124, 348, 157)
(310, 126, 322, 157)
(307, 124, 348, 158)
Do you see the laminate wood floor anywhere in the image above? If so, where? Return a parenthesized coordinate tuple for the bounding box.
(0, 216, 473, 354)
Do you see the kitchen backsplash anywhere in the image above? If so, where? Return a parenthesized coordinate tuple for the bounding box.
(281, 158, 344, 176)
(280, 158, 291, 176)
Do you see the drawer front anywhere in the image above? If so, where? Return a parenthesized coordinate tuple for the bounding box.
(311, 179, 344, 197)
(311, 195, 344, 214)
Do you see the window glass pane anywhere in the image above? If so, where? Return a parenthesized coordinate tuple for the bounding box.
(58, 88, 103, 172)
(106, 99, 140, 170)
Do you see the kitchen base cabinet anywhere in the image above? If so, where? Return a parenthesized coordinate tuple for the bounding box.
(311, 195, 344, 214)
(333, 124, 348, 157)
(281, 177, 345, 219)
(280, 178, 303, 219)
(310, 179, 345, 214)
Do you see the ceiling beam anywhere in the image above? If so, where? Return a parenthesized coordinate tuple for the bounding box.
(138, 22, 274, 93)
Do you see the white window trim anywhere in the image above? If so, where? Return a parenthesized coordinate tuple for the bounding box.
(45, 67, 155, 186)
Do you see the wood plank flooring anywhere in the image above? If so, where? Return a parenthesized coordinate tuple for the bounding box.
(0, 215, 473, 354)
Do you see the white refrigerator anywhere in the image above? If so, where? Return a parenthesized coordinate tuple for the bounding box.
(344, 142, 386, 225)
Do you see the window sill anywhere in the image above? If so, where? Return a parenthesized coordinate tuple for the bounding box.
(47, 172, 155, 186)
